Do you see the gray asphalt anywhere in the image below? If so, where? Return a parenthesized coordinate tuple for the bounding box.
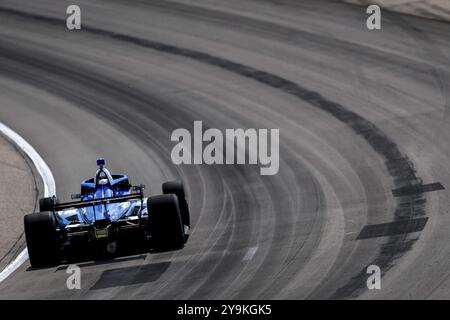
(0, 0, 449, 299)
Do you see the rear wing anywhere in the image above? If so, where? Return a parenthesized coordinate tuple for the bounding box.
(53, 185, 145, 211)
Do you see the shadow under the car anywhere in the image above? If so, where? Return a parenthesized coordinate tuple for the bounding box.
(89, 261, 171, 290)
(53, 254, 148, 271)
(25, 254, 148, 272)
(25, 243, 185, 272)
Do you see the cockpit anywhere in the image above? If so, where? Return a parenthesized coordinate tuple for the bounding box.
(80, 158, 132, 198)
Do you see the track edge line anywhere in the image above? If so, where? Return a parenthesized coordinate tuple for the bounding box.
(0, 122, 55, 283)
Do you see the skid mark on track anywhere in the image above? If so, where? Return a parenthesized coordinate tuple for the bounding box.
(392, 182, 445, 197)
(0, 7, 432, 297)
(357, 217, 428, 240)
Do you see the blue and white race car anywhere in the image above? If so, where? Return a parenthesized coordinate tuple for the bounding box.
(24, 158, 190, 268)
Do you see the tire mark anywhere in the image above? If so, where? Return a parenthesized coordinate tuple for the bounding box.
(0, 7, 428, 297)
(0, 44, 262, 299)
(395, 15, 450, 143)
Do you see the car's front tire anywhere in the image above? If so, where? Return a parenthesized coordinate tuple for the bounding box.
(24, 212, 60, 268)
(148, 194, 185, 251)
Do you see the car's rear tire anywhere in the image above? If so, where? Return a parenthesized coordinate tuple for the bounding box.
(148, 194, 185, 250)
(24, 212, 60, 268)
(39, 197, 57, 212)
(162, 181, 190, 229)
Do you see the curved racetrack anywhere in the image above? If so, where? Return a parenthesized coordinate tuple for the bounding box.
(0, 0, 450, 299)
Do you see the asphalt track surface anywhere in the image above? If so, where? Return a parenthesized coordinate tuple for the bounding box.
(0, 0, 449, 299)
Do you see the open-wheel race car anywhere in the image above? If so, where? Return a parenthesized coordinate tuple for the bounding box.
(24, 158, 190, 268)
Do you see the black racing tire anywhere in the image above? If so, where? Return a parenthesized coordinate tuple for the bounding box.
(148, 194, 185, 250)
(24, 212, 60, 268)
(39, 197, 57, 212)
(162, 181, 190, 228)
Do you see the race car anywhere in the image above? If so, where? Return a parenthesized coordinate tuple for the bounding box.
(24, 158, 190, 268)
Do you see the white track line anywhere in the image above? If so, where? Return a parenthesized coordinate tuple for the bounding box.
(0, 122, 55, 283)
